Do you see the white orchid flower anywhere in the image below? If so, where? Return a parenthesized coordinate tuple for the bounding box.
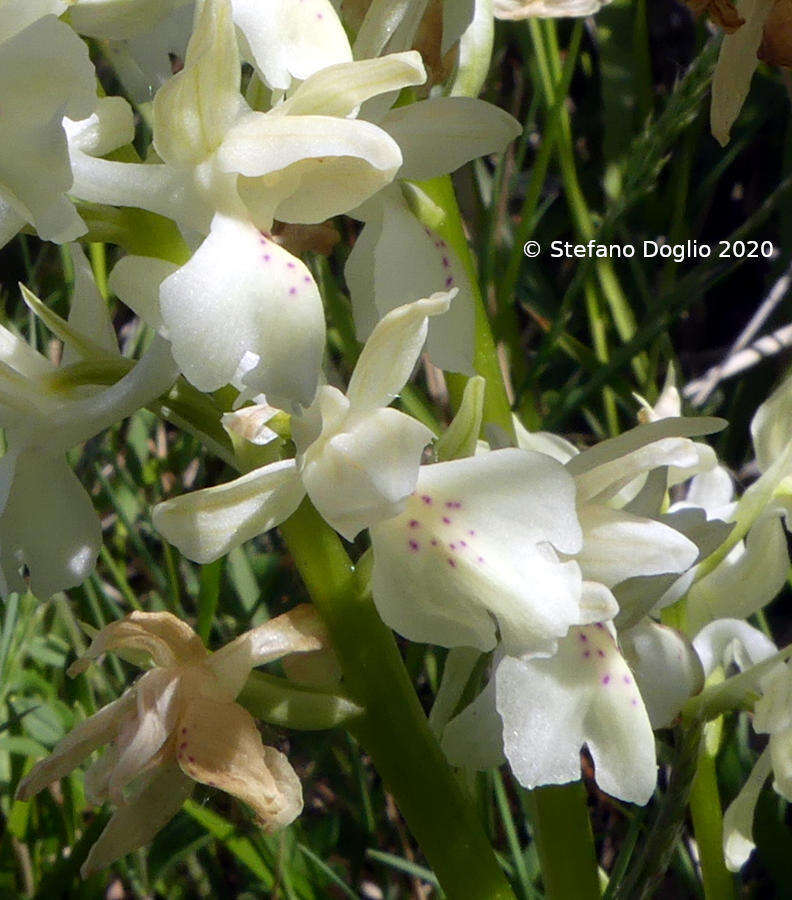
(443, 622, 658, 805)
(0, 249, 179, 597)
(711, 0, 775, 145)
(74, 0, 427, 403)
(69, 0, 421, 237)
(152, 293, 451, 557)
(0, 12, 98, 245)
(680, 371, 792, 629)
(346, 97, 521, 373)
(17, 605, 325, 877)
(494, 0, 612, 18)
(692, 618, 785, 870)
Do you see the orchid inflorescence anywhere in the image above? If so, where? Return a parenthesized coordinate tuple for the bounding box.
(1, 0, 790, 895)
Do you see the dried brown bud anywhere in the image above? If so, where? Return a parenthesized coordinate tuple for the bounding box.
(687, 0, 746, 32)
(759, 0, 792, 67)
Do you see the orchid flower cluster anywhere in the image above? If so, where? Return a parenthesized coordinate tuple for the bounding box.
(1, 0, 790, 894)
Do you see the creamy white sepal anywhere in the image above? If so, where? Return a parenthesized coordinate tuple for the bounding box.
(722, 748, 772, 871)
(0, 15, 95, 243)
(70, 0, 188, 40)
(293, 294, 450, 539)
(693, 618, 778, 679)
(378, 97, 522, 181)
(686, 513, 790, 632)
(496, 625, 657, 804)
(442, 672, 507, 770)
(232, 0, 351, 91)
(346, 190, 475, 373)
(620, 620, 704, 728)
(575, 503, 699, 589)
(153, 459, 305, 564)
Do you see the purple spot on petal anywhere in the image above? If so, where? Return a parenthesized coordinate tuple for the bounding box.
(583, 650, 590, 658)
(421, 495, 432, 505)
(477, 556, 485, 563)
(468, 530, 476, 536)
(287, 261, 296, 269)
(445, 277, 454, 287)
(597, 649, 605, 658)
(442, 516, 451, 524)
(303, 275, 311, 283)
(289, 287, 297, 295)
(448, 558, 457, 568)
(408, 540, 420, 552)
(579, 633, 588, 642)
(449, 543, 457, 551)
(623, 675, 632, 685)
(460, 540, 467, 547)
(431, 539, 438, 546)
(409, 519, 420, 529)
(602, 675, 611, 685)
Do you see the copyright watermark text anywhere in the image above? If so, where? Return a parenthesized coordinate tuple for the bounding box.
(523, 239, 776, 262)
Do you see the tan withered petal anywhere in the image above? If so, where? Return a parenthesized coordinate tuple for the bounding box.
(688, 0, 746, 31)
(175, 697, 303, 831)
(759, 0, 792, 65)
(68, 611, 208, 676)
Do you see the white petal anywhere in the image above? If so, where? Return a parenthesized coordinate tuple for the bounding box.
(620, 620, 704, 728)
(371, 449, 584, 654)
(575, 504, 699, 588)
(0, 0, 67, 43)
(70, 0, 186, 40)
(379, 97, 521, 181)
(711, 0, 775, 146)
(568, 417, 725, 502)
(159, 214, 325, 407)
(301, 404, 433, 540)
(233, 0, 352, 91)
(64, 96, 136, 157)
(43, 337, 178, 452)
(218, 113, 403, 226)
(0, 16, 94, 241)
(347, 293, 452, 411)
(346, 193, 475, 373)
(685, 465, 735, 514)
(153, 459, 304, 563)
(68, 152, 203, 230)
(81, 762, 193, 878)
(693, 618, 778, 679)
(442, 674, 506, 770)
(496, 626, 657, 804)
(62, 244, 118, 366)
(513, 420, 579, 463)
(687, 513, 790, 632)
(108, 254, 178, 332)
(274, 53, 425, 119)
(152, 0, 242, 166)
(722, 749, 772, 871)
(0, 451, 101, 598)
(751, 370, 792, 474)
(428, 646, 481, 736)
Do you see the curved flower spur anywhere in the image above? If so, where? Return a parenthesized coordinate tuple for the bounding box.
(16, 605, 327, 877)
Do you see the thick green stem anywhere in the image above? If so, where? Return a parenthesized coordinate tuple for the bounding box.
(279, 500, 516, 900)
(414, 174, 516, 441)
(526, 784, 601, 900)
(689, 732, 735, 900)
